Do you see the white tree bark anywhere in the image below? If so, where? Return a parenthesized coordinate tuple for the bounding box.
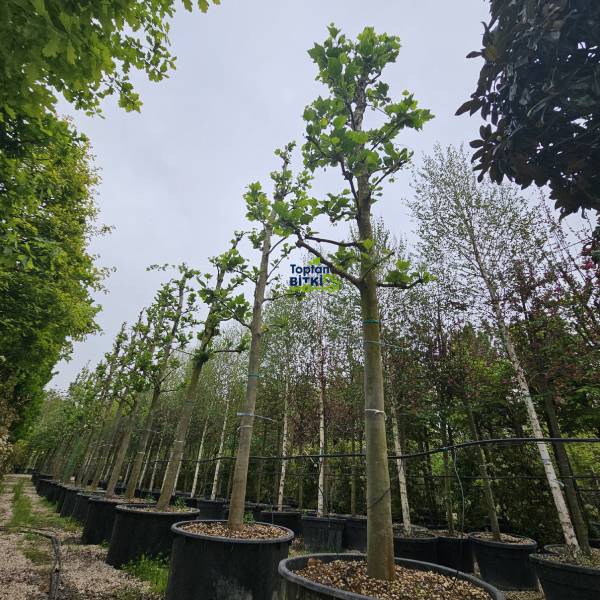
(190, 417, 209, 497)
(392, 407, 412, 534)
(277, 377, 290, 510)
(211, 397, 230, 500)
(317, 382, 326, 517)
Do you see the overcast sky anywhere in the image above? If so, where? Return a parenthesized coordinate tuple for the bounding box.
(52, 0, 491, 388)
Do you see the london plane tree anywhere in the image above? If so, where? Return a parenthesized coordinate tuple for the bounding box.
(275, 25, 433, 579)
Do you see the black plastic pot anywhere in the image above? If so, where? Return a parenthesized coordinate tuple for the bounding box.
(343, 516, 367, 552)
(107, 506, 200, 568)
(469, 533, 537, 591)
(56, 484, 70, 512)
(196, 498, 226, 520)
(37, 478, 52, 498)
(73, 492, 91, 524)
(301, 516, 346, 552)
(530, 546, 600, 600)
(435, 534, 474, 573)
(165, 519, 294, 600)
(393, 533, 439, 563)
(81, 496, 130, 545)
(59, 487, 81, 518)
(174, 493, 198, 508)
(260, 510, 302, 535)
(48, 481, 62, 503)
(278, 553, 505, 599)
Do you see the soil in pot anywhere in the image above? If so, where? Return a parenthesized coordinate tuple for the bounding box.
(81, 496, 152, 545)
(469, 532, 537, 591)
(259, 510, 302, 535)
(343, 515, 367, 552)
(393, 525, 439, 563)
(301, 515, 346, 552)
(165, 520, 294, 600)
(434, 530, 474, 573)
(279, 553, 504, 599)
(530, 545, 600, 600)
(107, 505, 199, 568)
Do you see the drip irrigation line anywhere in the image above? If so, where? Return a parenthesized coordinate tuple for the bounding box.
(144, 436, 600, 465)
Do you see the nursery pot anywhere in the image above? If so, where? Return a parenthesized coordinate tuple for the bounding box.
(343, 516, 367, 552)
(469, 533, 537, 591)
(72, 490, 105, 523)
(81, 496, 132, 545)
(301, 516, 346, 552)
(107, 505, 200, 568)
(278, 553, 505, 599)
(393, 531, 439, 563)
(260, 510, 302, 535)
(529, 545, 600, 600)
(59, 487, 81, 518)
(45, 481, 60, 503)
(37, 478, 52, 498)
(196, 498, 226, 520)
(165, 519, 294, 600)
(435, 533, 474, 573)
(55, 484, 69, 512)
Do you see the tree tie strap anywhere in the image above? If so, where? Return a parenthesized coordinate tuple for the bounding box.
(362, 319, 380, 324)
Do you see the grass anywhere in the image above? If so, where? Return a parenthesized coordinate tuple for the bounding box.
(123, 555, 169, 596)
(8, 479, 79, 532)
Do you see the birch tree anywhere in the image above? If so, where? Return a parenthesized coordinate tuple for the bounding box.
(409, 144, 582, 556)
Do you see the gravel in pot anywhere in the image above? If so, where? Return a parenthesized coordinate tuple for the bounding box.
(279, 553, 505, 599)
(469, 532, 537, 590)
(165, 519, 294, 600)
(107, 505, 200, 568)
(393, 525, 438, 563)
(530, 545, 600, 600)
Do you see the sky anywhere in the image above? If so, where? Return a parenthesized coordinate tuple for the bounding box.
(51, 0, 491, 388)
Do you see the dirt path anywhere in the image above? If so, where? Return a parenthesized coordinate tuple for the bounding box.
(0, 474, 160, 600)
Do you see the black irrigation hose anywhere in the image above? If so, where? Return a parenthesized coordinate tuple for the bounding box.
(0, 526, 62, 599)
(146, 436, 600, 464)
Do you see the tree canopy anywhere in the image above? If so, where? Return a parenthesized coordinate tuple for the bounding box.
(457, 1, 600, 242)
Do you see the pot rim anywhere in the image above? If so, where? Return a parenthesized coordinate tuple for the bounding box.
(278, 553, 504, 600)
(531, 548, 600, 575)
(171, 519, 294, 545)
(468, 532, 537, 549)
(300, 515, 347, 524)
(393, 532, 439, 541)
(115, 505, 200, 517)
(260, 509, 301, 516)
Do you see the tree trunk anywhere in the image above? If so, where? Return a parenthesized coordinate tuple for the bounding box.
(462, 396, 501, 538)
(156, 361, 204, 510)
(317, 377, 326, 517)
(227, 222, 272, 529)
(440, 418, 455, 535)
(355, 179, 395, 579)
(211, 397, 230, 500)
(191, 417, 209, 497)
(148, 437, 162, 492)
(392, 407, 411, 533)
(543, 394, 591, 553)
(106, 404, 139, 498)
(277, 377, 290, 511)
